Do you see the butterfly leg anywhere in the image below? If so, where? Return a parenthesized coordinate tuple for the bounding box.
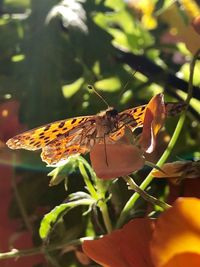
(103, 133, 109, 166)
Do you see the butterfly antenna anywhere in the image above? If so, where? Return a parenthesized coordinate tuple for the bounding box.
(88, 85, 110, 108)
(119, 68, 139, 99)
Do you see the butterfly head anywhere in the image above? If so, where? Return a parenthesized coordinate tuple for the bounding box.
(105, 107, 118, 118)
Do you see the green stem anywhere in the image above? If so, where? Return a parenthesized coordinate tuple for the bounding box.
(116, 49, 200, 228)
(79, 161, 98, 199)
(97, 178, 113, 233)
(97, 200, 112, 233)
(79, 160, 112, 233)
(0, 237, 94, 260)
(124, 176, 171, 210)
(79, 156, 97, 182)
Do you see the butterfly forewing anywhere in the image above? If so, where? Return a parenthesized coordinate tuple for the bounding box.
(119, 105, 146, 128)
(165, 102, 186, 116)
(6, 116, 94, 151)
(109, 101, 185, 142)
(118, 101, 185, 131)
(6, 97, 185, 165)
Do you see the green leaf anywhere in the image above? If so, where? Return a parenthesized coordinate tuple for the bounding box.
(67, 191, 93, 201)
(39, 198, 95, 239)
(94, 76, 121, 92)
(4, 0, 30, 9)
(47, 156, 80, 186)
(62, 77, 84, 98)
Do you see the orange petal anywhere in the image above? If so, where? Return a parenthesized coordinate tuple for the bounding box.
(151, 198, 200, 267)
(83, 218, 155, 267)
(90, 143, 145, 179)
(152, 162, 186, 178)
(140, 94, 166, 153)
(83, 229, 129, 267)
(120, 219, 155, 267)
(153, 161, 200, 179)
(162, 253, 200, 267)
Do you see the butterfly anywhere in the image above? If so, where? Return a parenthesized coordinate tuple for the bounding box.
(6, 95, 185, 165)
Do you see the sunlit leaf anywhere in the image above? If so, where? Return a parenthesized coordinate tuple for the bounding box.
(62, 78, 84, 98)
(94, 77, 121, 92)
(39, 197, 94, 239)
(47, 156, 80, 186)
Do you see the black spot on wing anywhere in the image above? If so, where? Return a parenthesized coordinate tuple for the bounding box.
(71, 119, 77, 124)
(78, 118, 85, 124)
(62, 127, 68, 131)
(44, 125, 51, 131)
(58, 121, 65, 128)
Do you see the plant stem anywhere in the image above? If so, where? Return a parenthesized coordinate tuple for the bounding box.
(117, 49, 200, 228)
(11, 154, 33, 234)
(79, 161, 98, 199)
(79, 160, 112, 233)
(123, 176, 171, 210)
(0, 237, 94, 260)
(98, 200, 112, 233)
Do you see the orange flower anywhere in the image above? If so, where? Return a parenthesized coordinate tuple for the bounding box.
(90, 94, 166, 179)
(151, 198, 200, 267)
(83, 198, 200, 267)
(83, 218, 155, 267)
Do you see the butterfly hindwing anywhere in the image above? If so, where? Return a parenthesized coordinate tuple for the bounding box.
(41, 121, 97, 164)
(41, 137, 90, 165)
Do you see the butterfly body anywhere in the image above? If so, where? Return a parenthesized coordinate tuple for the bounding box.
(6, 97, 185, 165)
(95, 107, 121, 138)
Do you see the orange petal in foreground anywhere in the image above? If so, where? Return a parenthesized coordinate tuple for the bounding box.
(82, 218, 155, 267)
(151, 197, 200, 267)
(90, 142, 145, 179)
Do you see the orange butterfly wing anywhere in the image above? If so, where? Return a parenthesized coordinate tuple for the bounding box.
(41, 121, 97, 164)
(6, 116, 94, 151)
(109, 101, 185, 141)
(6, 100, 185, 165)
(107, 105, 146, 142)
(41, 135, 89, 165)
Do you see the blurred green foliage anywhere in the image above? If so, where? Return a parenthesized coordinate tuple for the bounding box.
(0, 0, 199, 266)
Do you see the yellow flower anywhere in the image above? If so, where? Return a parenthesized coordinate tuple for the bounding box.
(181, 0, 200, 18)
(128, 0, 157, 29)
